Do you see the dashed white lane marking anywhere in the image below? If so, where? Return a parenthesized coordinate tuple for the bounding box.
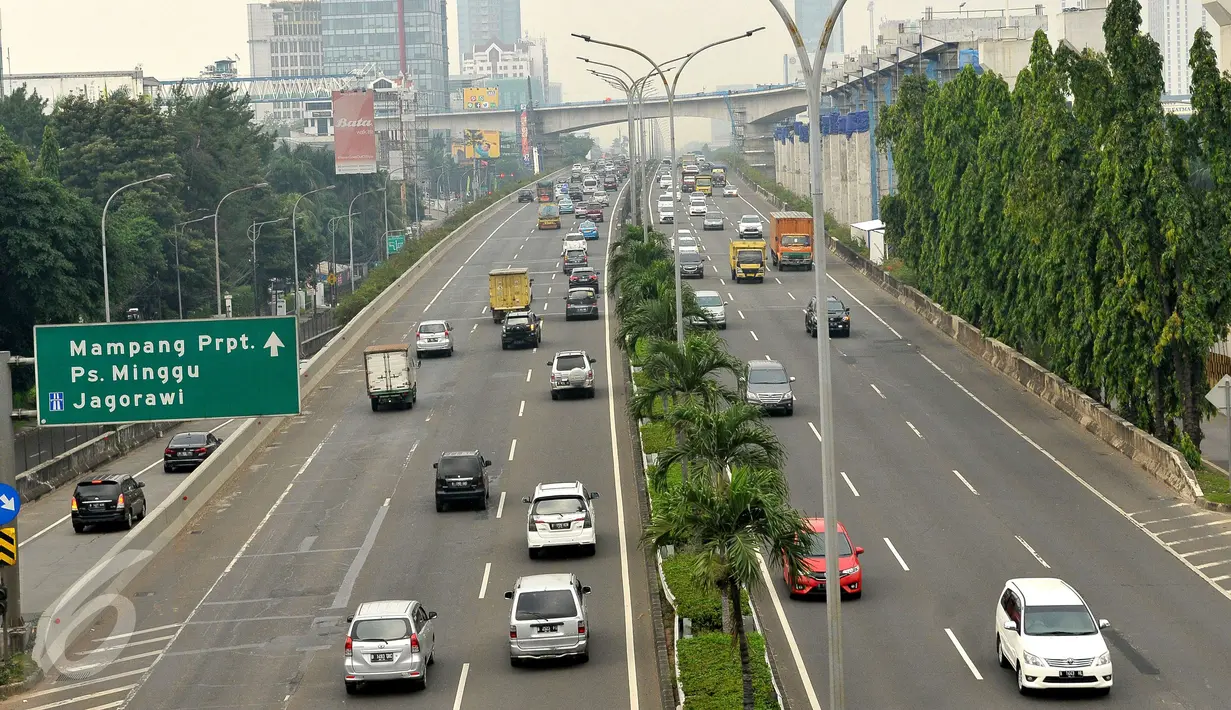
(738, 310, 746, 319)
(788, 292, 796, 300)
(749, 330, 759, 341)
(944, 628, 984, 680)
(906, 421, 924, 439)
(471, 323, 478, 333)
(526, 368, 533, 383)
(884, 537, 910, 571)
(870, 383, 886, 399)
(839, 471, 860, 497)
(496, 491, 507, 519)
(774, 277, 783, 284)
(952, 470, 980, 496)
(452, 662, 471, 710)
(478, 562, 492, 599)
(508, 439, 517, 461)
(518, 400, 525, 417)
(808, 422, 823, 443)
(1015, 535, 1051, 568)
(727, 292, 735, 301)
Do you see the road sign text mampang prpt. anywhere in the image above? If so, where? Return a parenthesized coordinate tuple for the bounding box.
(34, 316, 301, 426)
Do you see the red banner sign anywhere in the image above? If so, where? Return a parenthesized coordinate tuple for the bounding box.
(333, 90, 377, 175)
(521, 109, 530, 161)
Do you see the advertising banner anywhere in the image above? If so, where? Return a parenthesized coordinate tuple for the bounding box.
(332, 90, 377, 174)
(463, 129, 501, 159)
(462, 87, 500, 110)
(520, 109, 530, 161)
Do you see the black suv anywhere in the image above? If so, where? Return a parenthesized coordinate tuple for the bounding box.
(163, 430, 222, 472)
(805, 296, 851, 337)
(501, 311, 543, 349)
(434, 450, 492, 511)
(71, 473, 147, 532)
(517, 189, 534, 203)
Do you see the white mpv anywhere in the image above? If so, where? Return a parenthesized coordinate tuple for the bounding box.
(524, 481, 599, 558)
(995, 578, 1113, 695)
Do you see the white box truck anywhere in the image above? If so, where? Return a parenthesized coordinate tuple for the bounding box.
(364, 343, 418, 411)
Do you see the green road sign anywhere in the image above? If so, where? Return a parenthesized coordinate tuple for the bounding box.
(387, 234, 406, 256)
(33, 316, 301, 426)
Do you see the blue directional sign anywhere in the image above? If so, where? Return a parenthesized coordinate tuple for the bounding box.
(0, 483, 21, 526)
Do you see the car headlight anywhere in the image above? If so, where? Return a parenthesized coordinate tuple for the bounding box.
(1095, 652, 1110, 666)
(840, 565, 859, 577)
(745, 392, 759, 403)
(1023, 651, 1046, 667)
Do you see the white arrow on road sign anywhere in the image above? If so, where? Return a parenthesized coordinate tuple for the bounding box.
(264, 332, 285, 357)
(0, 496, 13, 512)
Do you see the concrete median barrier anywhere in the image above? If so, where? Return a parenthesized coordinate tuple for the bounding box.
(16, 422, 169, 503)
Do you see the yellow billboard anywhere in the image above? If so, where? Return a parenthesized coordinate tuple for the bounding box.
(462, 129, 501, 159)
(462, 87, 500, 110)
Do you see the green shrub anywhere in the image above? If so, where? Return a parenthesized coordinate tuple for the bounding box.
(640, 420, 674, 454)
(647, 461, 681, 507)
(630, 338, 652, 366)
(632, 370, 650, 390)
(677, 632, 776, 709)
(661, 552, 751, 632)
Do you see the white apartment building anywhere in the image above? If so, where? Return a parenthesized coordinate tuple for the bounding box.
(461, 38, 547, 81)
(1148, 0, 1208, 96)
(247, 0, 323, 122)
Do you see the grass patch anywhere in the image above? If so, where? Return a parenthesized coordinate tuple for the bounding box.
(883, 257, 917, 287)
(647, 461, 682, 507)
(632, 369, 650, 390)
(1197, 463, 1231, 505)
(640, 420, 674, 455)
(0, 653, 34, 685)
(677, 632, 776, 710)
(661, 551, 751, 631)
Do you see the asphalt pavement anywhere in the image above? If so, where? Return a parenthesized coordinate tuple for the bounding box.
(651, 174, 1231, 709)
(7, 182, 660, 710)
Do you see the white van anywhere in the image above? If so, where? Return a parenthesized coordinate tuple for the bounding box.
(561, 236, 588, 255)
(582, 177, 598, 194)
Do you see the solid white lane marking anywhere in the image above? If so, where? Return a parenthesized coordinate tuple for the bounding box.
(478, 562, 492, 599)
(1180, 543, 1231, 558)
(738, 310, 746, 319)
(1195, 559, 1231, 570)
(757, 551, 823, 709)
(788, 292, 796, 300)
(526, 368, 533, 383)
(884, 537, 910, 571)
(518, 400, 525, 417)
(98, 623, 183, 643)
(332, 497, 390, 609)
(944, 628, 984, 680)
(80, 635, 175, 656)
(1015, 535, 1051, 568)
(63, 648, 165, 674)
(839, 471, 860, 497)
(918, 351, 1231, 602)
(906, 421, 924, 439)
(28, 689, 133, 710)
(1168, 529, 1231, 545)
(496, 491, 507, 519)
(120, 426, 336, 703)
(870, 383, 886, 399)
(749, 330, 759, 341)
(21, 419, 236, 548)
(1156, 518, 1231, 536)
(21, 668, 147, 699)
(424, 265, 465, 312)
(508, 439, 517, 461)
(464, 203, 532, 264)
(452, 662, 471, 710)
(808, 422, 822, 443)
(827, 274, 904, 339)
(952, 470, 980, 496)
(1140, 511, 1211, 525)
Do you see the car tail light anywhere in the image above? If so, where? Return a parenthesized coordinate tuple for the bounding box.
(410, 633, 420, 654)
(509, 626, 517, 639)
(344, 636, 353, 657)
(443, 330, 449, 337)
(71, 497, 78, 511)
(164, 448, 174, 455)
(416, 331, 425, 339)
(583, 512, 593, 529)
(529, 519, 539, 532)
(117, 493, 125, 507)
(195, 447, 209, 455)
(578, 622, 586, 635)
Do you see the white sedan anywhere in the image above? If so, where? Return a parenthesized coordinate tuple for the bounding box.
(722, 186, 739, 197)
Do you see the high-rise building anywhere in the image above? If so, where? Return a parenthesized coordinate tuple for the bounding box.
(796, 0, 845, 65)
(1148, 0, 1207, 96)
(247, 1, 323, 122)
(456, 0, 522, 67)
(320, 0, 450, 113)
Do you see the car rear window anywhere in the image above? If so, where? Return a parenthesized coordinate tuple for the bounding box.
(505, 315, 529, 326)
(568, 290, 596, 303)
(555, 355, 587, 371)
(827, 300, 846, 313)
(171, 433, 207, 446)
(75, 481, 120, 496)
(515, 590, 577, 620)
(351, 618, 410, 641)
(438, 456, 480, 476)
(533, 496, 587, 515)
(566, 250, 586, 260)
(419, 323, 446, 334)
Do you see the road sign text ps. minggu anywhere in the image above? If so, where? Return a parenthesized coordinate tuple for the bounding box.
(34, 316, 301, 426)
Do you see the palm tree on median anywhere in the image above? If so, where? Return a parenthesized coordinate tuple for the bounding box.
(615, 288, 707, 355)
(653, 400, 786, 492)
(607, 238, 671, 296)
(644, 467, 811, 710)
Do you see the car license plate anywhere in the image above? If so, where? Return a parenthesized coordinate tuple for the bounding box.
(89, 502, 105, 509)
(371, 652, 394, 662)
(1059, 670, 1082, 678)
(451, 480, 468, 487)
(549, 522, 571, 530)
(179, 451, 193, 457)
(535, 624, 559, 633)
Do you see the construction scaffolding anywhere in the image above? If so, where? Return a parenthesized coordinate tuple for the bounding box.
(378, 79, 430, 231)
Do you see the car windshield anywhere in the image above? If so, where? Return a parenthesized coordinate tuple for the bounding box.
(419, 322, 446, 334)
(533, 496, 587, 515)
(737, 249, 764, 264)
(827, 300, 846, 314)
(747, 367, 789, 385)
(515, 590, 577, 620)
(505, 316, 530, 326)
(568, 290, 596, 303)
(351, 618, 410, 642)
(741, 217, 758, 224)
(804, 532, 854, 557)
(171, 433, 208, 446)
(680, 253, 703, 265)
(1023, 605, 1099, 636)
(783, 236, 810, 246)
(438, 457, 480, 476)
(555, 355, 588, 371)
(696, 294, 723, 307)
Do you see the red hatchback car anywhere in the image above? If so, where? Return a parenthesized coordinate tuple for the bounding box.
(784, 518, 864, 600)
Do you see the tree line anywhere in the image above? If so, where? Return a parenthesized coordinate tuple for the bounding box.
(877, 0, 1231, 462)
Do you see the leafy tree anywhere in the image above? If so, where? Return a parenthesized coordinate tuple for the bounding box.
(652, 401, 786, 491)
(615, 289, 704, 352)
(608, 238, 671, 298)
(0, 85, 50, 158)
(34, 126, 60, 181)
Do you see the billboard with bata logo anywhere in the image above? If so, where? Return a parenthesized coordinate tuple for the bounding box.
(332, 90, 377, 174)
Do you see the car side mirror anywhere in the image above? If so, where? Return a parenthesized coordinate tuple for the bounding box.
(590, 491, 600, 499)
(1002, 620, 1018, 632)
(217, 437, 224, 443)
(789, 376, 796, 382)
(589, 357, 596, 364)
(522, 496, 531, 503)
(504, 591, 514, 600)
(546, 361, 552, 366)
(854, 546, 864, 555)
(484, 459, 492, 467)
(433, 462, 438, 469)
(582, 586, 592, 595)
(347, 614, 355, 622)
(723, 302, 728, 306)
(137, 481, 146, 488)
(428, 611, 438, 620)
(1098, 619, 1111, 629)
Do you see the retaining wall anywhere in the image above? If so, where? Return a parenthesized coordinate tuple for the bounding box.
(16, 422, 169, 503)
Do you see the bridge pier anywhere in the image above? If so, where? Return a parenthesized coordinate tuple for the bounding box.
(741, 125, 777, 181)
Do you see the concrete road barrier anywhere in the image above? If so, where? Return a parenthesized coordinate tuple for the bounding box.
(16, 422, 169, 503)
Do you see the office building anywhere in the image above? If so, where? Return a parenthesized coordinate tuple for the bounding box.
(247, 1, 323, 122)
(456, 0, 522, 67)
(797, 0, 845, 64)
(320, 0, 450, 113)
(1148, 0, 1207, 96)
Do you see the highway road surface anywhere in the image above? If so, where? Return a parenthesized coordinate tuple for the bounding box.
(7, 183, 660, 710)
(654, 173, 1231, 709)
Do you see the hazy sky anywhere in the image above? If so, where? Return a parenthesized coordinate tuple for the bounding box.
(1, 0, 1065, 145)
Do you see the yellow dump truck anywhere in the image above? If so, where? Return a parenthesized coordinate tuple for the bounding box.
(728, 239, 767, 283)
(489, 267, 533, 323)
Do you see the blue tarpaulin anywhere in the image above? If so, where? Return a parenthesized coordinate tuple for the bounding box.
(958, 49, 983, 74)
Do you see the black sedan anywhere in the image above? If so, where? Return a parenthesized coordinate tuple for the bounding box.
(568, 267, 600, 289)
(163, 431, 222, 472)
(517, 189, 534, 203)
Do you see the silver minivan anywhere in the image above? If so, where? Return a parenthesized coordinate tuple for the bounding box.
(505, 573, 591, 665)
(344, 600, 437, 694)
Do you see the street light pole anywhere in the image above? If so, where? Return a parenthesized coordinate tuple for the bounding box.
(587, 71, 640, 226)
(213, 182, 270, 316)
(574, 30, 764, 344)
(101, 173, 173, 322)
(765, 2, 849, 708)
(248, 217, 288, 315)
(172, 212, 217, 319)
(291, 185, 336, 314)
(348, 188, 385, 294)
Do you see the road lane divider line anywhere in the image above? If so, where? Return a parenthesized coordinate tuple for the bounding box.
(788, 292, 796, 300)
(508, 439, 517, 461)
(870, 384, 886, 399)
(720, 278, 726, 285)
(755, 551, 824, 710)
(496, 491, 506, 519)
(827, 275, 903, 339)
(518, 400, 525, 417)
(839, 471, 860, 497)
(774, 277, 783, 285)
(424, 265, 466, 312)
(481, 305, 489, 314)
(21, 667, 148, 699)
(738, 310, 746, 319)
(944, 628, 983, 680)
(27, 685, 136, 710)
(464, 202, 533, 265)
(808, 422, 823, 443)
(1014, 535, 1051, 568)
(478, 562, 492, 599)
(906, 421, 924, 439)
(749, 330, 759, 341)
(884, 538, 910, 571)
(952, 470, 980, 496)
(452, 662, 471, 710)
(526, 368, 533, 383)
(21, 418, 237, 549)
(471, 323, 478, 333)
(331, 497, 391, 610)
(728, 292, 735, 301)
(601, 188, 641, 709)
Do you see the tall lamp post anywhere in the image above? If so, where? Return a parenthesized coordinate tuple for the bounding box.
(326, 214, 355, 306)
(765, 2, 849, 708)
(291, 185, 336, 314)
(348, 187, 386, 293)
(573, 29, 764, 344)
(247, 217, 288, 315)
(586, 70, 644, 226)
(101, 173, 173, 322)
(171, 211, 217, 319)
(214, 182, 270, 316)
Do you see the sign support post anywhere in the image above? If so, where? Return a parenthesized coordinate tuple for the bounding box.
(0, 351, 33, 636)
(1204, 374, 1231, 481)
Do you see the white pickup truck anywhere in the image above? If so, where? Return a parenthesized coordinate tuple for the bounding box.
(364, 343, 419, 411)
